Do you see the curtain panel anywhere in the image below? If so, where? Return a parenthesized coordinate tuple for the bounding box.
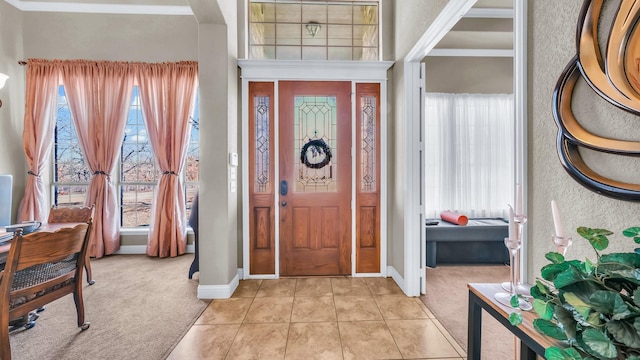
(424, 93, 515, 219)
(137, 61, 198, 258)
(17, 59, 60, 223)
(60, 60, 135, 258)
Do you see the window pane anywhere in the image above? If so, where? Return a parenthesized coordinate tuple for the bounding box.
(327, 4, 352, 24)
(275, 3, 301, 23)
(250, 23, 275, 45)
(302, 46, 327, 60)
(254, 95, 270, 193)
(276, 46, 301, 60)
(328, 24, 352, 46)
(248, 1, 379, 61)
(54, 86, 90, 184)
(353, 5, 378, 24)
(328, 47, 352, 61)
(121, 184, 155, 227)
(360, 95, 376, 192)
(54, 185, 88, 207)
(294, 96, 338, 193)
(250, 2, 275, 23)
(276, 23, 301, 46)
(354, 25, 377, 47)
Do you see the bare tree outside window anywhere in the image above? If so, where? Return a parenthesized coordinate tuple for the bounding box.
(52, 85, 200, 227)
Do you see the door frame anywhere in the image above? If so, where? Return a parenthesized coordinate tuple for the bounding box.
(239, 60, 394, 279)
(404, 0, 528, 296)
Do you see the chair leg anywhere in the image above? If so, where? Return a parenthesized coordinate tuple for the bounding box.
(0, 313, 12, 360)
(85, 256, 94, 285)
(73, 282, 90, 330)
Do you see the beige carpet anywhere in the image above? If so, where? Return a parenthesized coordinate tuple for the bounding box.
(9, 254, 209, 360)
(421, 265, 515, 360)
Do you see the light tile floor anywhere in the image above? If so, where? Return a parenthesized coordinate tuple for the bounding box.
(168, 277, 466, 360)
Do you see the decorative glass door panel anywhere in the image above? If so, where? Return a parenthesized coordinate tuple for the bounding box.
(294, 95, 338, 192)
(279, 81, 351, 276)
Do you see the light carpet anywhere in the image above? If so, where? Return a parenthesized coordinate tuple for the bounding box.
(421, 264, 515, 360)
(9, 254, 209, 360)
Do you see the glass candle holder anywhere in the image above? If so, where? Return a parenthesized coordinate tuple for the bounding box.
(552, 234, 573, 256)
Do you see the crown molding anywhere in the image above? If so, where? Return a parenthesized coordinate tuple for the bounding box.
(3, 0, 193, 15)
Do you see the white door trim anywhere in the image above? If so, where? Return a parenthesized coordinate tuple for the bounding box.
(239, 60, 393, 279)
(403, 0, 528, 296)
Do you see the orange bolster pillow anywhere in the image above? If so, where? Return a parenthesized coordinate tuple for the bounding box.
(440, 211, 468, 226)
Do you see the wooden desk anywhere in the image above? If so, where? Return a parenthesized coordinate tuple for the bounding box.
(467, 283, 559, 360)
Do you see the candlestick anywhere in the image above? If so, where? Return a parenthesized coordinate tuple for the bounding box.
(551, 200, 565, 237)
(516, 183, 523, 216)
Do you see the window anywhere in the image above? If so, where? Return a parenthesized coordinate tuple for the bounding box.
(53, 85, 199, 227)
(248, 0, 379, 61)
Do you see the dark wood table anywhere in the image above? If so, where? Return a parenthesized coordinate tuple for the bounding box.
(467, 283, 560, 360)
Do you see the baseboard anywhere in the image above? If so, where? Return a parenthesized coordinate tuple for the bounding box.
(114, 244, 195, 255)
(197, 270, 241, 299)
(387, 266, 407, 295)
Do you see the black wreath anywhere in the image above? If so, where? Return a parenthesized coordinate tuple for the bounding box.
(300, 139, 332, 169)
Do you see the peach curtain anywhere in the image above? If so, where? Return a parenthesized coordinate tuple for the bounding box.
(60, 61, 135, 258)
(17, 59, 60, 223)
(137, 61, 198, 257)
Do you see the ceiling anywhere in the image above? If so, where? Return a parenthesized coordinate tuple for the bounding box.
(433, 0, 514, 57)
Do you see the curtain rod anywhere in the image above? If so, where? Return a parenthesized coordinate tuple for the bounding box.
(18, 61, 27, 66)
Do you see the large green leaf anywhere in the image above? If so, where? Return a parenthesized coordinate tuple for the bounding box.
(534, 298, 554, 320)
(531, 280, 552, 300)
(622, 227, 640, 244)
(564, 292, 592, 318)
(564, 347, 586, 360)
(543, 262, 571, 282)
(534, 318, 568, 340)
(545, 347, 583, 360)
(602, 269, 640, 285)
(547, 251, 566, 264)
(555, 268, 587, 289)
(577, 227, 611, 251)
(581, 328, 617, 359)
(606, 319, 640, 348)
(635, 288, 640, 307)
(586, 312, 602, 327)
(555, 304, 578, 339)
(599, 253, 640, 267)
(589, 291, 631, 319)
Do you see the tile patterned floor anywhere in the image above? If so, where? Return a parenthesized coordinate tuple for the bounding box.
(168, 277, 466, 360)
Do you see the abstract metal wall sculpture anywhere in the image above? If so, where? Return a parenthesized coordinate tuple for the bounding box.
(554, 0, 640, 200)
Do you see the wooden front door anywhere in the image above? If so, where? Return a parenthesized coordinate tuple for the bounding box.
(279, 81, 352, 276)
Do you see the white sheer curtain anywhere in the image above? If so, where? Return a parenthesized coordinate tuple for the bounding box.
(424, 93, 515, 219)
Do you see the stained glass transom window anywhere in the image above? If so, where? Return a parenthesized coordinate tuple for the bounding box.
(360, 95, 376, 192)
(294, 96, 337, 192)
(249, 0, 379, 61)
(254, 95, 271, 192)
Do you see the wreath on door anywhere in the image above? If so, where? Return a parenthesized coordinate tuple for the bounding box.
(300, 139, 332, 169)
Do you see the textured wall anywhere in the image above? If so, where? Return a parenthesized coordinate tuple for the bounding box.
(528, 0, 640, 279)
(23, 12, 197, 61)
(424, 56, 513, 93)
(0, 1, 26, 224)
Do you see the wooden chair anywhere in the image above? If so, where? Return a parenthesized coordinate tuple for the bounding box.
(0, 224, 92, 360)
(47, 205, 95, 285)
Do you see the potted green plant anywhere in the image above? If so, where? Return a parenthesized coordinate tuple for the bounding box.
(528, 226, 640, 359)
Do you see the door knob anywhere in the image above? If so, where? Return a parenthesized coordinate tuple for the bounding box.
(281, 201, 287, 207)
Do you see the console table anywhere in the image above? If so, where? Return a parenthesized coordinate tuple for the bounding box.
(467, 283, 559, 360)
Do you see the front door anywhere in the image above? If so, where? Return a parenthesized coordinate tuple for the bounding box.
(278, 81, 352, 276)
